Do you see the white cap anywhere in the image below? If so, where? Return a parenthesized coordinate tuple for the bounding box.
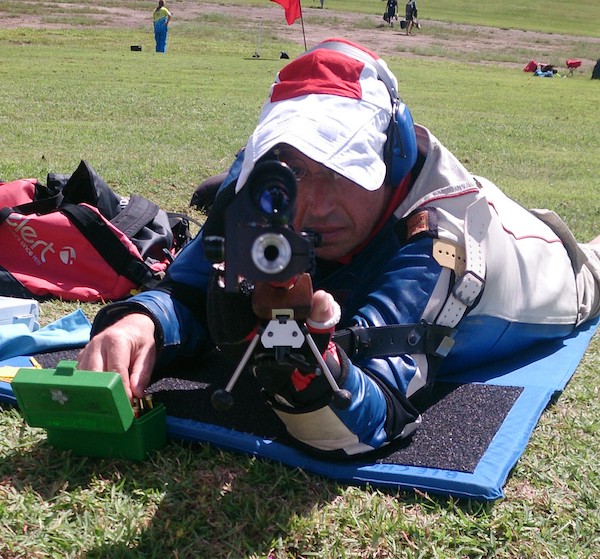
(236, 39, 395, 192)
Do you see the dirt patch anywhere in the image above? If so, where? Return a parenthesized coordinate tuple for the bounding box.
(5, 1, 599, 71)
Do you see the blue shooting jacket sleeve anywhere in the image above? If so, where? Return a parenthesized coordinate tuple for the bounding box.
(310, 219, 445, 447)
(316, 225, 444, 397)
(92, 233, 216, 367)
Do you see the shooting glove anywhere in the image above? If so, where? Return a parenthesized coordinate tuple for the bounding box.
(251, 300, 350, 410)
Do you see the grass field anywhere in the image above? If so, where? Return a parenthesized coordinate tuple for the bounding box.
(0, 1, 599, 558)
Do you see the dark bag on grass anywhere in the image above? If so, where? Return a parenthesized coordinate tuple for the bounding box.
(0, 160, 191, 302)
(592, 59, 600, 80)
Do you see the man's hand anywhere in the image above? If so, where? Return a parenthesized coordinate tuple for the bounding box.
(308, 290, 339, 330)
(77, 313, 157, 401)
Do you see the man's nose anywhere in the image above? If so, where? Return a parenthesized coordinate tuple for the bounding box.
(297, 181, 334, 217)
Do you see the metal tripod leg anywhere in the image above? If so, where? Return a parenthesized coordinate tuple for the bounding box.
(212, 322, 352, 411)
(211, 332, 261, 411)
(304, 332, 352, 409)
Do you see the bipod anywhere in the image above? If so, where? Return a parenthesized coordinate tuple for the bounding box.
(211, 274, 352, 411)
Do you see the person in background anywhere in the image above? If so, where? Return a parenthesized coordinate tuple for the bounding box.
(385, 0, 398, 28)
(153, 0, 172, 53)
(78, 38, 600, 458)
(405, 0, 418, 35)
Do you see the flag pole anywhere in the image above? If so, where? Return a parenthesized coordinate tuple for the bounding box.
(299, 1, 307, 50)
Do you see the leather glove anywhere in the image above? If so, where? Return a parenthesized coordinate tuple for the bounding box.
(251, 297, 348, 410)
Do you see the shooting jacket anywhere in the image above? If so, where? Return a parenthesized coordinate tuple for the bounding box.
(93, 125, 583, 455)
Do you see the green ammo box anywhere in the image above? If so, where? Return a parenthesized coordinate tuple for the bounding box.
(12, 360, 166, 461)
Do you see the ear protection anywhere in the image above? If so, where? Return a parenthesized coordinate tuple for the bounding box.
(385, 97, 418, 188)
(306, 41, 418, 189)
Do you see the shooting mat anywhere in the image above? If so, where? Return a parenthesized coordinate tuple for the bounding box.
(1, 316, 597, 501)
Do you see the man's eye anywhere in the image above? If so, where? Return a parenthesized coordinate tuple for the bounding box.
(285, 159, 306, 180)
(289, 165, 305, 179)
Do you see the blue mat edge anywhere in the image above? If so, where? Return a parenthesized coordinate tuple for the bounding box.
(0, 381, 16, 405)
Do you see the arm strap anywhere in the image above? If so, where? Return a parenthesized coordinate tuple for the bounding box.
(332, 321, 456, 361)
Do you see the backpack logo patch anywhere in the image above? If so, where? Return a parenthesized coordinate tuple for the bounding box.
(59, 247, 77, 265)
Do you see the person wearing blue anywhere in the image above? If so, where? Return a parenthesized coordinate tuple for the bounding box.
(153, 0, 172, 53)
(78, 39, 600, 457)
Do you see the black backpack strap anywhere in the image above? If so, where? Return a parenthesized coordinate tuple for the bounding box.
(109, 195, 160, 238)
(167, 211, 202, 252)
(0, 191, 64, 224)
(0, 207, 13, 225)
(60, 203, 160, 288)
(333, 322, 457, 360)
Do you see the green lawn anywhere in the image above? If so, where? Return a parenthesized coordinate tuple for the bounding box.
(0, 2, 599, 557)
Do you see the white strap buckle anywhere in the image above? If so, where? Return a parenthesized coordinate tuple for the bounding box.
(453, 270, 485, 306)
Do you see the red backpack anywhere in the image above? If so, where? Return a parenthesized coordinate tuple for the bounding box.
(0, 160, 191, 302)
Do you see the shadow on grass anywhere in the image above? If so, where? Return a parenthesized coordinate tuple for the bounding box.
(0, 432, 340, 558)
(0, 386, 501, 558)
(86, 448, 338, 557)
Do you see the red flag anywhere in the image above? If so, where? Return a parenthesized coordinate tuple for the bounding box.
(271, 0, 302, 25)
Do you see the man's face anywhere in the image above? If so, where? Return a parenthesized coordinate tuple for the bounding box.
(276, 146, 391, 260)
